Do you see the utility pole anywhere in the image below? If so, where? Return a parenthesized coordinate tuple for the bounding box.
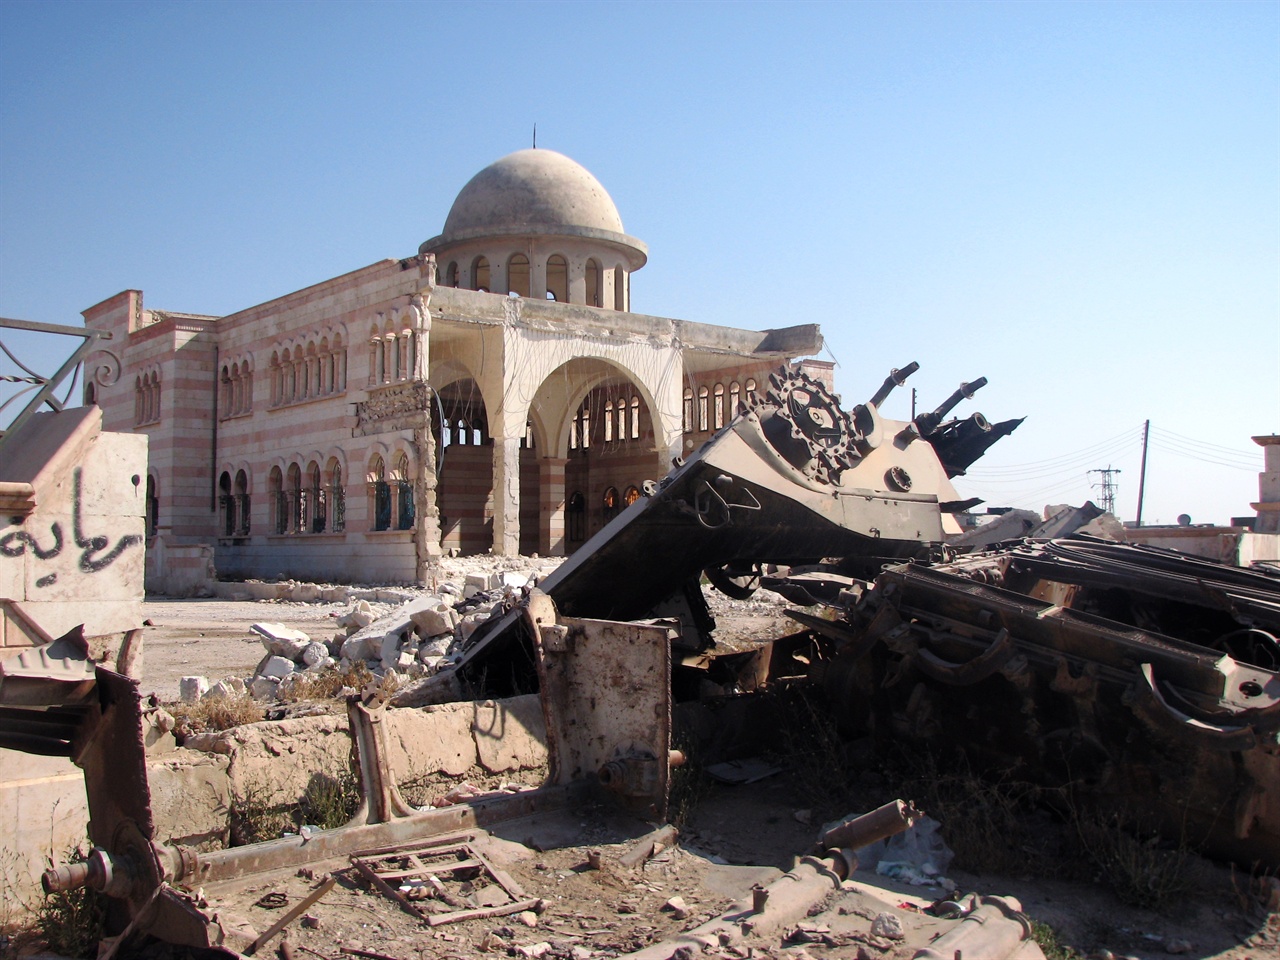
(1089, 466, 1122, 516)
(1135, 419, 1150, 527)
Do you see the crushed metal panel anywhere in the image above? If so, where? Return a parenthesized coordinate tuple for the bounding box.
(527, 590, 675, 819)
(792, 537, 1280, 866)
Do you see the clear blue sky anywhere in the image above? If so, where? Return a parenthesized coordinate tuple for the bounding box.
(2, 0, 1276, 525)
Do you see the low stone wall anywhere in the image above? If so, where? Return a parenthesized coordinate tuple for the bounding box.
(173, 694, 548, 837)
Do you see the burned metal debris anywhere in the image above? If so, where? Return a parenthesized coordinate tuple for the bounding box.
(421, 361, 1018, 700)
(788, 536, 1280, 864)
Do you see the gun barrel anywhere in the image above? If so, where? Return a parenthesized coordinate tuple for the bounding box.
(868, 361, 920, 407)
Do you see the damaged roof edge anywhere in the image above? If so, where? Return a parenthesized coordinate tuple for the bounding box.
(672, 319, 823, 357)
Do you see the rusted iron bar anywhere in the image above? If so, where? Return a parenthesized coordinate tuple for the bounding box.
(818, 799, 922, 854)
(425, 896, 543, 927)
(617, 824, 678, 869)
(245, 875, 335, 956)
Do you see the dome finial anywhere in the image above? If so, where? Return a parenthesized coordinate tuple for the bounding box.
(532, 123, 537, 149)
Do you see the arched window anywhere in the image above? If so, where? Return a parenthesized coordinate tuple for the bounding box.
(394, 453, 414, 531)
(729, 381, 741, 419)
(327, 460, 345, 533)
(616, 397, 627, 443)
(630, 396, 640, 439)
(682, 388, 693, 433)
(713, 383, 726, 429)
(287, 463, 303, 533)
(697, 386, 709, 432)
(745, 377, 757, 400)
(269, 466, 285, 534)
(568, 491, 585, 543)
(145, 474, 158, 537)
(602, 486, 620, 523)
(624, 485, 640, 506)
(472, 255, 490, 292)
(586, 259, 601, 307)
(308, 461, 325, 533)
(445, 261, 459, 287)
(604, 400, 614, 442)
(471, 416, 485, 445)
(507, 254, 530, 298)
(270, 352, 281, 405)
(220, 366, 232, 419)
(545, 254, 568, 302)
(369, 456, 391, 531)
(234, 469, 250, 535)
(219, 471, 234, 536)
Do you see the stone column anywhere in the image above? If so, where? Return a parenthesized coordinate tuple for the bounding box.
(567, 258, 586, 305)
(539, 457, 568, 556)
(490, 436, 521, 556)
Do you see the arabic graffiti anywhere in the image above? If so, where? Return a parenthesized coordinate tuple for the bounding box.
(0, 468, 144, 587)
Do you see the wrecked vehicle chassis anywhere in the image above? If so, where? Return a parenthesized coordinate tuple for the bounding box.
(792, 537, 1280, 865)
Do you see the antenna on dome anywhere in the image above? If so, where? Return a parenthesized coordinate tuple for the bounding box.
(532, 123, 537, 149)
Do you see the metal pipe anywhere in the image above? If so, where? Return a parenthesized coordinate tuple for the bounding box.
(817, 798, 922, 852)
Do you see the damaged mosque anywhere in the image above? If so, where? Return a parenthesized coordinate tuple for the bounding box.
(80, 149, 829, 591)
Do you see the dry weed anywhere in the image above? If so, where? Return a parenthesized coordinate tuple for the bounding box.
(279, 660, 374, 702)
(170, 693, 264, 737)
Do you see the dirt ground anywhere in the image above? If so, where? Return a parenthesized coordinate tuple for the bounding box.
(44, 563, 1280, 960)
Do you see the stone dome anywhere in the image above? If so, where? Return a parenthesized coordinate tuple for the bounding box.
(421, 149, 646, 268)
(444, 149, 624, 236)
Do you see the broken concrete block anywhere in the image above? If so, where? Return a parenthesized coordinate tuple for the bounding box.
(418, 636, 451, 660)
(227, 677, 247, 696)
(258, 655, 296, 680)
(340, 635, 374, 661)
(337, 600, 375, 630)
(662, 896, 689, 920)
(410, 602, 457, 639)
(250, 622, 311, 659)
(249, 675, 280, 700)
(463, 572, 501, 598)
(203, 680, 236, 700)
(502, 571, 530, 590)
(301, 641, 329, 667)
(179, 676, 209, 703)
(380, 629, 413, 669)
(290, 583, 320, 602)
(869, 914, 904, 940)
(438, 582, 461, 597)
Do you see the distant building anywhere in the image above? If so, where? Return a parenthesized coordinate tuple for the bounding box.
(82, 150, 826, 589)
(1122, 433, 1280, 566)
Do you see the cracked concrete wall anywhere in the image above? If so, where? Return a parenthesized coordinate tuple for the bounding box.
(174, 694, 548, 833)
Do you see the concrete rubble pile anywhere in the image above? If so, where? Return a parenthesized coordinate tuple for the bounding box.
(182, 570, 550, 704)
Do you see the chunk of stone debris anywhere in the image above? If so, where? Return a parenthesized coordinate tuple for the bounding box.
(662, 896, 690, 921)
(337, 600, 375, 631)
(227, 677, 247, 695)
(250, 622, 311, 659)
(410, 602, 458, 639)
(304, 655, 335, 673)
(250, 675, 280, 700)
(340, 634, 375, 661)
(418, 636, 451, 660)
(501, 571, 530, 590)
(258, 655, 296, 680)
(464, 572, 501, 598)
(518, 910, 538, 927)
(203, 679, 236, 700)
(301, 641, 329, 667)
(513, 943, 551, 959)
(179, 676, 209, 703)
(869, 913, 904, 940)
